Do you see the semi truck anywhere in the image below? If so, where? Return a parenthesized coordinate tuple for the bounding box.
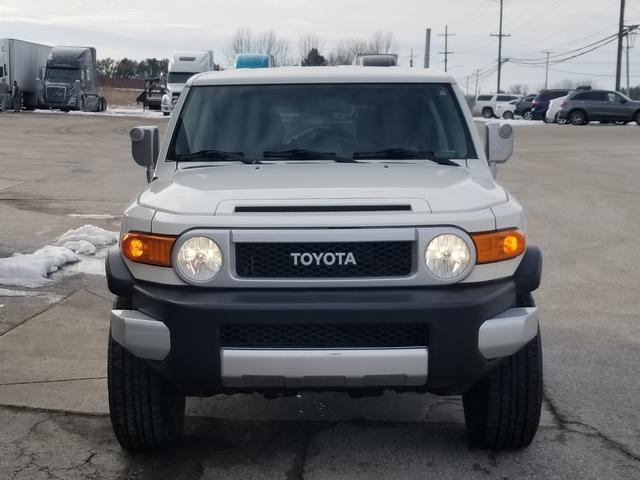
(0, 38, 53, 109)
(161, 50, 214, 115)
(40, 46, 107, 112)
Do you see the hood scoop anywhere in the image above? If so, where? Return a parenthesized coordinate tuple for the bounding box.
(234, 205, 412, 213)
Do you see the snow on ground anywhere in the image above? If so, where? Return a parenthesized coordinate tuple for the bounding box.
(62, 241, 97, 255)
(0, 246, 79, 288)
(68, 213, 119, 220)
(473, 117, 543, 127)
(57, 225, 118, 247)
(0, 225, 118, 288)
(32, 107, 164, 118)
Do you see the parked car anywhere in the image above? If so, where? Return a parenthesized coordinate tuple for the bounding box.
(545, 95, 568, 124)
(530, 89, 570, 120)
(473, 93, 521, 118)
(516, 94, 537, 119)
(494, 99, 518, 119)
(557, 89, 640, 125)
(110, 66, 543, 452)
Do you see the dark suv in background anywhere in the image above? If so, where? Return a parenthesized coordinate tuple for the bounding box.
(515, 94, 537, 119)
(530, 89, 570, 120)
(557, 90, 640, 126)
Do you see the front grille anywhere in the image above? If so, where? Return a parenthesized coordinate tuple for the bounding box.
(46, 86, 66, 103)
(235, 241, 413, 278)
(220, 323, 428, 348)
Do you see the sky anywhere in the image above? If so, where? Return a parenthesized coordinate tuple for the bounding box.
(1, 0, 640, 92)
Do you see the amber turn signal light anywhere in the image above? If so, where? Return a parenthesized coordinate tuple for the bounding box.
(471, 229, 526, 264)
(121, 232, 177, 267)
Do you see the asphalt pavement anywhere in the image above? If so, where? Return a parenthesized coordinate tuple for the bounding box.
(0, 111, 639, 479)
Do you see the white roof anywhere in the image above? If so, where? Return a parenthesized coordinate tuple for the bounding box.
(190, 66, 455, 86)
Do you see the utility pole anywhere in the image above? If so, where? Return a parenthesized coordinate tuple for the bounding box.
(615, 0, 626, 92)
(474, 69, 481, 98)
(407, 49, 417, 67)
(490, 0, 510, 92)
(543, 51, 552, 89)
(625, 25, 639, 93)
(424, 28, 432, 68)
(438, 25, 455, 72)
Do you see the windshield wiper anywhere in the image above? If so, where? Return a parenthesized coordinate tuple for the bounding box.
(352, 148, 460, 166)
(174, 149, 260, 164)
(263, 149, 357, 163)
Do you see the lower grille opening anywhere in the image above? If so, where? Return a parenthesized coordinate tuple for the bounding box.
(220, 323, 428, 348)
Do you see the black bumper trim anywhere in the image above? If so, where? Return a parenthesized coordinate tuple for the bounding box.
(105, 246, 542, 396)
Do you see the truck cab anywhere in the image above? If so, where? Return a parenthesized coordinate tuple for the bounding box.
(161, 50, 214, 116)
(41, 46, 106, 112)
(108, 67, 543, 453)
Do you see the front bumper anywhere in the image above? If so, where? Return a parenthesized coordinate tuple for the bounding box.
(106, 246, 542, 396)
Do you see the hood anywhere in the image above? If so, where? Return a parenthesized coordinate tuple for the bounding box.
(140, 162, 507, 215)
(167, 83, 184, 93)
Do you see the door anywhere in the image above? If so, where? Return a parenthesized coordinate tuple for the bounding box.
(601, 92, 629, 121)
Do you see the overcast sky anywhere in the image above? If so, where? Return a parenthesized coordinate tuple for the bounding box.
(2, 0, 639, 92)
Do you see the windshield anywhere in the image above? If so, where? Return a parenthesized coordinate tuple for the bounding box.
(169, 83, 477, 162)
(45, 67, 80, 83)
(168, 72, 199, 84)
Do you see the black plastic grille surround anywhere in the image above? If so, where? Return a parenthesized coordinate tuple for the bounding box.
(220, 323, 428, 348)
(235, 241, 413, 278)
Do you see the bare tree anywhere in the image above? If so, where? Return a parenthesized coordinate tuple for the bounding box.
(299, 34, 322, 63)
(369, 31, 394, 54)
(553, 78, 596, 90)
(327, 39, 370, 65)
(226, 28, 292, 66)
(509, 84, 527, 95)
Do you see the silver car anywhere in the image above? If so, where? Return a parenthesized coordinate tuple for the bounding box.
(557, 89, 640, 125)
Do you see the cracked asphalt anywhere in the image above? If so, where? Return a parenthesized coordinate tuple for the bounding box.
(0, 112, 639, 479)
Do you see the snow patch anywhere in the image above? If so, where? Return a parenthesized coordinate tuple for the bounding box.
(0, 246, 79, 288)
(0, 225, 118, 288)
(32, 108, 165, 118)
(57, 225, 118, 248)
(68, 213, 119, 220)
(0, 288, 63, 303)
(62, 240, 98, 255)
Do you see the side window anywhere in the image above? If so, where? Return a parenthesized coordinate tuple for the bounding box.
(477, 95, 492, 101)
(606, 92, 622, 103)
(496, 95, 511, 102)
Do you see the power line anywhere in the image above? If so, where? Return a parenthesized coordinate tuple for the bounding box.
(438, 25, 455, 72)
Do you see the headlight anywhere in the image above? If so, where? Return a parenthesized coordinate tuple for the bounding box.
(175, 236, 223, 282)
(425, 234, 471, 280)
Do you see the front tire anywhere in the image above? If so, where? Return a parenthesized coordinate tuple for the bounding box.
(463, 295, 543, 450)
(522, 110, 533, 121)
(108, 297, 185, 451)
(569, 109, 587, 126)
(502, 111, 514, 120)
(482, 107, 494, 119)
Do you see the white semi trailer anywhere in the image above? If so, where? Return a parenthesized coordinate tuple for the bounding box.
(0, 38, 52, 109)
(161, 50, 214, 115)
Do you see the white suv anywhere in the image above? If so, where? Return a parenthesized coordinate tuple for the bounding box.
(107, 67, 543, 452)
(473, 93, 522, 118)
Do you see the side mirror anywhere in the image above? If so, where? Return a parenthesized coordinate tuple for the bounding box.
(484, 122, 513, 178)
(130, 126, 159, 182)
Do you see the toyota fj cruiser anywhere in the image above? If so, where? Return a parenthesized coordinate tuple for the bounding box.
(106, 67, 543, 452)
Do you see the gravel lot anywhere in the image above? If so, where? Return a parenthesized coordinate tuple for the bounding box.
(0, 112, 639, 479)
